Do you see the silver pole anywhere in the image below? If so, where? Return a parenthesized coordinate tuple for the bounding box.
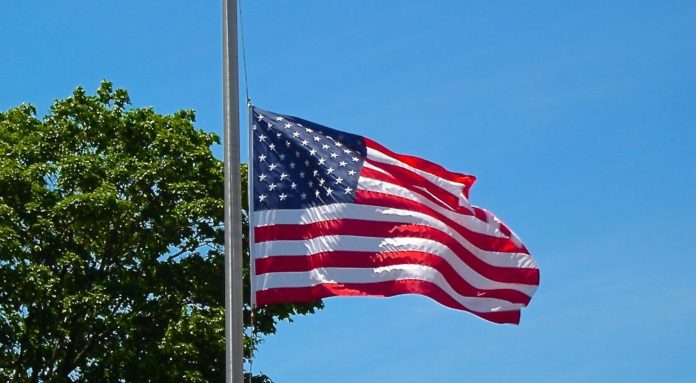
(222, 0, 243, 382)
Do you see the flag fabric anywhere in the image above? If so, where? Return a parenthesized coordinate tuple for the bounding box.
(250, 106, 539, 324)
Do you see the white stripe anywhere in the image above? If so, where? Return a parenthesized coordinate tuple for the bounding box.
(254, 202, 503, 237)
(254, 235, 537, 296)
(364, 151, 527, 250)
(476, 206, 526, 248)
(366, 146, 471, 207)
(358, 177, 495, 236)
(256, 235, 383, 258)
(255, 265, 524, 313)
(254, 204, 534, 269)
(357, 178, 536, 268)
(362, 161, 390, 175)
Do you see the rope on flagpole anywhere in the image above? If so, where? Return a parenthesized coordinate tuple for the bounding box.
(247, 310, 256, 383)
(239, 0, 250, 104)
(239, 3, 256, 382)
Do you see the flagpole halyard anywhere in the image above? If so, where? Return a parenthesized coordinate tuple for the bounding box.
(222, 0, 243, 382)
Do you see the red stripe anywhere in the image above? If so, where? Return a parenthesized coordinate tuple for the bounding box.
(255, 280, 521, 325)
(361, 166, 475, 217)
(360, 167, 527, 253)
(255, 219, 539, 285)
(256, 251, 532, 304)
(365, 158, 465, 212)
(469, 206, 515, 239)
(354, 189, 529, 254)
(365, 137, 476, 198)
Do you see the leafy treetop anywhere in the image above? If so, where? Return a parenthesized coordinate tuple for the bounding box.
(0, 82, 321, 383)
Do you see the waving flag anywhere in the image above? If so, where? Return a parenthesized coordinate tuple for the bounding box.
(250, 106, 539, 324)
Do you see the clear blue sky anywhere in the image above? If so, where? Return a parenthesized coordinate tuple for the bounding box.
(1, 1, 695, 382)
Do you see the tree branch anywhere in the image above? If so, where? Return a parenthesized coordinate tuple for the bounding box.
(63, 300, 125, 378)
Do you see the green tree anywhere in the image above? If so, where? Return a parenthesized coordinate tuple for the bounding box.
(0, 82, 322, 382)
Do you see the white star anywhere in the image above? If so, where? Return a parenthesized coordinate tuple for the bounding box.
(318, 158, 326, 165)
(299, 171, 305, 178)
(257, 114, 264, 121)
(335, 141, 343, 147)
(300, 192, 307, 200)
(352, 156, 359, 162)
(313, 170, 319, 177)
(344, 186, 353, 194)
(268, 143, 276, 151)
(268, 183, 277, 191)
(285, 140, 291, 147)
(330, 152, 338, 158)
(325, 187, 333, 196)
(258, 154, 267, 162)
(326, 167, 335, 174)
(309, 149, 317, 156)
(292, 132, 300, 138)
(305, 127, 313, 133)
(279, 193, 288, 201)
(301, 139, 309, 146)
(335, 177, 343, 184)
(275, 116, 284, 121)
(258, 194, 267, 201)
(284, 123, 292, 129)
(348, 170, 356, 176)
(315, 190, 321, 198)
(339, 161, 347, 167)
(308, 180, 314, 187)
(318, 178, 325, 186)
(313, 136, 321, 142)
(266, 122, 273, 129)
(280, 173, 289, 180)
(289, 162, 296, 169)
(322, 144, 330, 150)
(343, 149, 351, 154)
(269, 163, 278, 171)
(290, 182, 297, 190)
(276, 132, 281, 138)
(258, 173, 267, 181)
(258, 134, 267, 142)
(279, 154, 286, 160)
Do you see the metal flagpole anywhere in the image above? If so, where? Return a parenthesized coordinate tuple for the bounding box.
(222, 0, 243, 382)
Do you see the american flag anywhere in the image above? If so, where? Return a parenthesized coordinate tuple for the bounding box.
(250, 106, 539, 324)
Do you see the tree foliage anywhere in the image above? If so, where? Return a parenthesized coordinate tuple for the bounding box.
(0, 82, 322, 382)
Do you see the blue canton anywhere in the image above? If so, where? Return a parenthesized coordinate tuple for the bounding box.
(251, 106, 366, 211)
